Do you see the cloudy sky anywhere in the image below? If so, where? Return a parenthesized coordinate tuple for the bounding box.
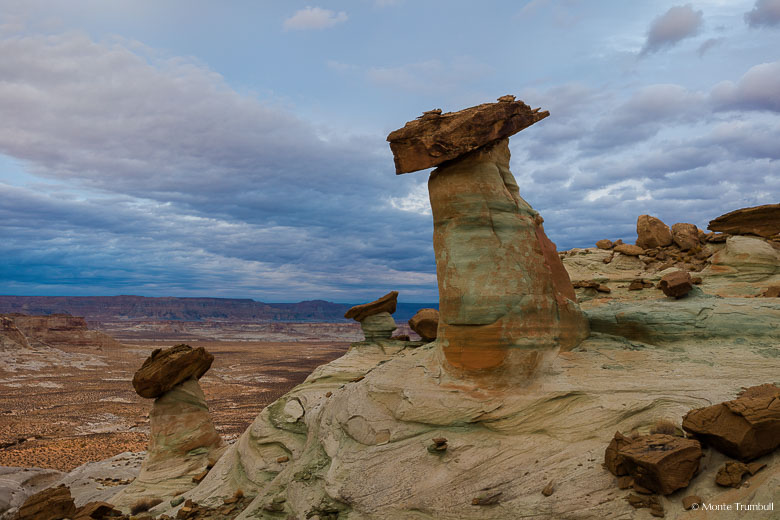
(0, 0, 778, 302)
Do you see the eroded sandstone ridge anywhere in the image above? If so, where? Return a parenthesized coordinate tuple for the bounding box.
(389, 98, 588, 373)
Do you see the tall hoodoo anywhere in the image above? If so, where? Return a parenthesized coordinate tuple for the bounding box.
(387, 96, 588, 375)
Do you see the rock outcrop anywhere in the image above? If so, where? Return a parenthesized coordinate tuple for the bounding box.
(636, 215, 673, 249)
(611, 434, 702, 495)
(682, 383, 780, 461)
(408, 308, 439, 342)
(387, 96, 549, 174)
(671, 222, 700, 251)
(14, 484, 76, 520)
(112, 345, 225, 510)
(132, 344, 214, 398)
(708, 203, 780, 238)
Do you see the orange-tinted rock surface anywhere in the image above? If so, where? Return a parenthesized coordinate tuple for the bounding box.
(682, 383, 780, 461)
(708, 203, 780, 238)
(132, 344, 214, 398)
(344, 291, 398, 322)
(616, 434, 702, 495)
(715, 461, 750, 488)
(604, 431, 632, 476)
(425, 138, 588, 373)
(636, 215, 673, 249)
(387, 96, 549, 174)
(613, 244, 644, 256)
(658, 270, 693, 298)
(408, 308, 439, 341)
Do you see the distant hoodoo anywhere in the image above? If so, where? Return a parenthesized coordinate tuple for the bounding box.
(387, 97, 589, 375)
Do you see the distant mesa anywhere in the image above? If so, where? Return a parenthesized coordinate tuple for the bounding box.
(387, 96, 549, 174)
(708, 203, 780, 239)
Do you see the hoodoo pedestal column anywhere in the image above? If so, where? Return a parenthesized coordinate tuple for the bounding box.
(388, 96, 588, 376)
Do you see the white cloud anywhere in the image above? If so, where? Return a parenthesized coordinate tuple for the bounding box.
(745, 0, 780, 27)
(640, 4, 704, 55)
(283, 7, 348, 31)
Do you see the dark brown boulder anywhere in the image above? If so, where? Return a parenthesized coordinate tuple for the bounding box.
(708, 203, 780, 238)
(636, 215, 673, 249)
(616, 434, 702, 495)
(658, 270, 693, 298)
(344, 291, 398, 322)
(408, 308, 439, 341)
(132, 344, 214, 399)
(604, 431, 632, 476)
(682, 383, 780, 461)
(16, 484, 77, 520)
(387, 96, 549, 174)
(73, 501, 122, 520)
(596, 239, 613, 249)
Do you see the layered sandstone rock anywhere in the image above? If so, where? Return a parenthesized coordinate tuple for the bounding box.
(15, 484, 76, 520)
(132, 344, 214, 398)
(615, 434, 702, 495)
(359, 312, 397, 341)
(426, 138, 588, 373)
(408, 308, 439, 342)
(682, 383, 780, 461)
(636, 215, 673, 249)
(387, 96, 549, 174)
(708, 203, 780, 238)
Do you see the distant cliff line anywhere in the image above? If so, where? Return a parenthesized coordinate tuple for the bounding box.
(0, 295, 437, 323)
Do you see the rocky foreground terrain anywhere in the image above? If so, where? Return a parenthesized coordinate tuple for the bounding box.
(1, 97, 778, 519)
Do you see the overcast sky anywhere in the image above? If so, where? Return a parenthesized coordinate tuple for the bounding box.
(1, 0, 778, 302)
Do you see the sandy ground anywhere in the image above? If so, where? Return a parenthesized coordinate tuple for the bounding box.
(0, 325, 355, 472)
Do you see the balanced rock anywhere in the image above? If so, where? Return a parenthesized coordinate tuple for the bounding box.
(16, 484, 76, 520)
(344, 291, 398, 322)
(387, 98, 549, 174)
(424, 137, 588, 373)
(408, 308, 439, 341)
(708, 203, 780, 238)
(682, 383, 780, 461)
(658, 270, 693, 298)
(616, 434, 702, 495)
(636, 215, 672, 249)
(132, 344, 214, 399)
(614, 244, 644, 256)
(671, 223, 700, 251)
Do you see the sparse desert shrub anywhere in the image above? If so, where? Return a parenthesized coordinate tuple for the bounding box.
(235, 488, 244, 499)
(651, 419, 680, 436)
(130, 497, 163, 514)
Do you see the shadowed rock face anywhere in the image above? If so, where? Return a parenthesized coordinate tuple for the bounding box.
(708, 203, 780, 238)
(428, 138, 588, 373)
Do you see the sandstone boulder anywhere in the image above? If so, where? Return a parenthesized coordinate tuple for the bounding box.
(636, 215, 673, 249)
(715, 461, 749, 488)
(16, 484, 76, 520)
(658, 270, 693, 298)
(604, 431, 632, 476)
(387, 97, 549, 174)
(682, 383, 780, 461)
(614, 244, 644, 256)
(132, 344, 214, 399)
(596, 239, 613, 250)
(425, 138, 588, 374)
(708, 203, 780, 238)
(73, 501, 122, 519)
(616, 434, 702, 495)
(408, 308, 439, 341)
(344, 291, 398, 322)
(671, 223, 700, 251)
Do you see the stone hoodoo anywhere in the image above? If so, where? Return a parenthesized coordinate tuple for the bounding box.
(344, 291, 399, 341)
(112, 344, 225, 510)
(388, 97, 589, 374)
